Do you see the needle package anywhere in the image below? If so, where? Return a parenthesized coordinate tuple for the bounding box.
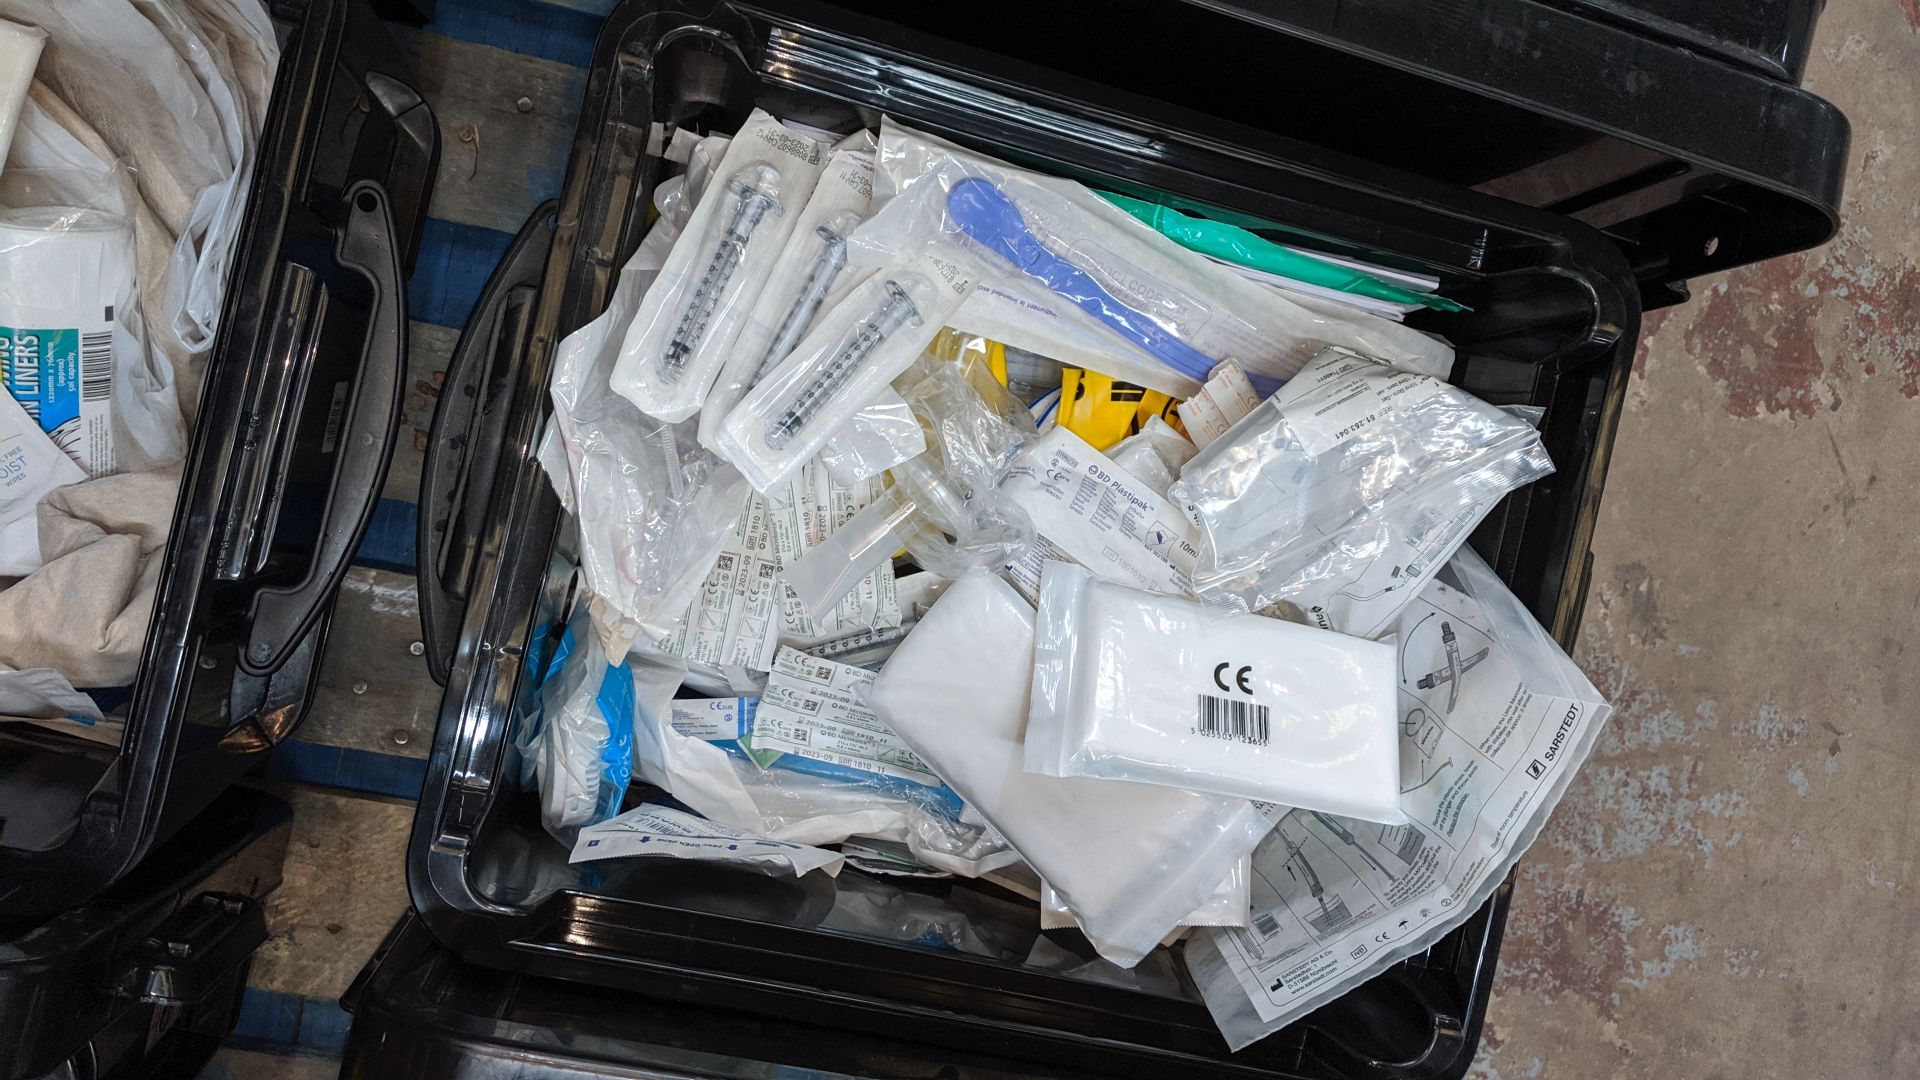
(1027, 561, 1406, 824)
(1170, 347, 1556, 637)
(612, 111, 829, 424)
(714, 249, 976, 492)
(700, 132, 879, 451)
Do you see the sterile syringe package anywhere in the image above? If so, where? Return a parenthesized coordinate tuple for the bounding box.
(714, 246, 976, 492)
(612, 111, 829, 423)
(700, 131, 880, 450)
(1172, 346, 1555, 637)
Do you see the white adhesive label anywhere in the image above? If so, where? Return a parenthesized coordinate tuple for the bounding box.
(668, 697, 755, 742)
(1001, 425, 1198, 597)
(749, 646, 943, 787)
(571, 803, 844, 877)
(1277, 348, 1445, 457)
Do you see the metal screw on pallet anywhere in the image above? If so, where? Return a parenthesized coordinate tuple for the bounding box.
(352, 681, 369, 695)
(516, 96, 533, 114)
(389, 728, 412, 747)
(409, 640, 425, 656)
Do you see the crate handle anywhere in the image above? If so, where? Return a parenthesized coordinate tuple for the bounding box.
(116, 892, 268, 1006)
(415, 202, 558, 685)
(239, 180, 407, 676)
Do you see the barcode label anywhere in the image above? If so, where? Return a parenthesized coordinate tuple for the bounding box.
(1253, 911, 1281, 937)
(80, 331, 112, 402)
(1196, 694, 1270, 746)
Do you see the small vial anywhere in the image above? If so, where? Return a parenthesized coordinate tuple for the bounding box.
(661, 163, 782, 382)
(765, 278, 925, 451)
(755, 210, 862, 381)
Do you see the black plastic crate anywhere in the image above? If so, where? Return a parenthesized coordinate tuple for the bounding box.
(385, 1, 1844, 1076)
(0, 785, 291, 1080)
(0, 0, 437, 926)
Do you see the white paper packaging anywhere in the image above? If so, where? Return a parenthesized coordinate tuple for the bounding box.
(0, 206, 139, 477)
(1186, 548, 1611, 1050)
(572, 803, 845, 878)
(1027, 561, 1405, 824)
(0, 385, 84, 528)
(999, 425, 1199, 602)
(866, 570, 1271, 968)
(612, 111, 829, 423)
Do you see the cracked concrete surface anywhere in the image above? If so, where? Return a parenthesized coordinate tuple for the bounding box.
(1473, 1, 1920, 1075)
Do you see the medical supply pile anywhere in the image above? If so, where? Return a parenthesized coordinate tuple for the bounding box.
(0, 1, 276, 731)
(530, 112, 1613, 1049)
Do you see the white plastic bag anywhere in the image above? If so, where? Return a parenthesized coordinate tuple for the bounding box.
(816, 386, 924, 486)
(611, 111, 828, 423)
(1039, 859, 1249, 932)
(1171, 347, 1555, 636)
(866, 570, 1270, 967)
(871, 120, 1455, 397)
(530, 614, 636, 837)
(547, 212, 751, 645)
(1027, 561, 1405, 823)
(1187, 547, 1611, 1050)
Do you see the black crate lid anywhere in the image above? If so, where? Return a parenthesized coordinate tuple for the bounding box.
(1174, 0, 1848, 306)
(828, 0, 1847, 309)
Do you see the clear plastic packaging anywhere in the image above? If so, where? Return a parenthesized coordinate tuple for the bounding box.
(866, 570, 1271, 968)
(1170, 346, 1556, 637)
(1027, 561, 1406, 824)
(1105, 415, 1195, 500)
(870, 120, 1456, 397)
(714, 250, 975, 492)
(780, 365, 1033, 623)
(817, 387, 925, 486)
(611, 111, 828, 424)
(699, 133, 879, 450)
(1188, 547, 1613, 1049)
(547, 211, 752, 645)
(1039, 859, 1250, 931)
(624, 644, 1013, 876)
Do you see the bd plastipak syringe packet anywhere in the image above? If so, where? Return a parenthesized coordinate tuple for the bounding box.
(1186, 546, 1611, 1051)
(867, 570, 1270, 968)
(869, 119, 1455, 398)
(999, 424, 1199, 603)
(700, 132, 880, 452)
(1026, 561, 1405, 824)
(612, 110, 829, 424)
(1172, 346, 1555, 638)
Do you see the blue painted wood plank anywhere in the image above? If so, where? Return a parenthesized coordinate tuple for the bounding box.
(353, 498, 419, 574)
(408, 216, 518, 330)
(428, 0, 603, 67)
(263, 740, 431, 801)
(229, 988, 354, 1057)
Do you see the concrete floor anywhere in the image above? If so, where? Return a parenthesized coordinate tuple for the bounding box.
(1472, 1, 1920, 1075)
